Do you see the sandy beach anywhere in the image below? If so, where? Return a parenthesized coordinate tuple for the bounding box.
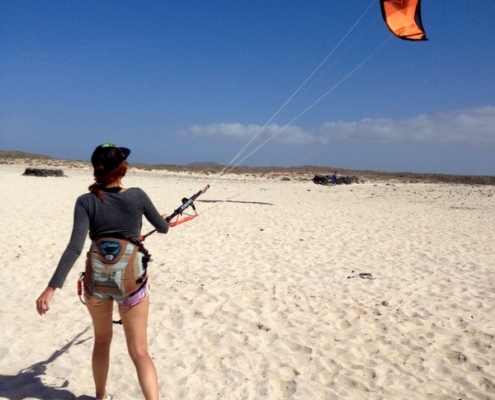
(1, 161, 494, 400)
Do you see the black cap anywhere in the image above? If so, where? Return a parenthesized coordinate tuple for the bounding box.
(91, 143, 131, 174)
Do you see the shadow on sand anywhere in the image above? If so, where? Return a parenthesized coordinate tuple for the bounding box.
(0, 327, 94, 399)
(197, 199, 273, 206)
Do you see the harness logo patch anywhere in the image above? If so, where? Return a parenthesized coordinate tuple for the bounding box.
(99, 241, 121, 261)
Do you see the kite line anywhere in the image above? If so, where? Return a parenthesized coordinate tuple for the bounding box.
(154, 0, 429, 226)
(214, 0, 376, 180)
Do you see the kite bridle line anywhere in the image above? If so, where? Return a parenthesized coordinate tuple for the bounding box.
(141, 184, 210, 240)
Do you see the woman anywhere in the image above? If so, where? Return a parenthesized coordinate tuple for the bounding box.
(36, 143, 169, 400)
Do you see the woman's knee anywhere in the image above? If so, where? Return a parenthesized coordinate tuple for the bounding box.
(127, 345, 151, 363)
(93, 329, 113, 347)
(95, 337, 112, 348)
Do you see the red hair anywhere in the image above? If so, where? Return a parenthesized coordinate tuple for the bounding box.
(88, 161, 129, 201)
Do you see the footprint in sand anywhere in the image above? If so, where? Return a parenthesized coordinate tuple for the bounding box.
(279, 339, 313, 354)
(445, 350, 467, 365)
(471, 375, 495, 393)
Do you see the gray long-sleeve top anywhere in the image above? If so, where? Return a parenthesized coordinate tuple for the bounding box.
(49, 187, 169, 288)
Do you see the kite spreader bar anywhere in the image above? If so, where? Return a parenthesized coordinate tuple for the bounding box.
(141, 185, 210, 240)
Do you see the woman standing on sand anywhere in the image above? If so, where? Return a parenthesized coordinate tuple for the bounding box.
(36, 143, 169, 400)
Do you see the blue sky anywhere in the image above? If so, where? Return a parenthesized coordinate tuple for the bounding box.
(1, 1, 494, 175)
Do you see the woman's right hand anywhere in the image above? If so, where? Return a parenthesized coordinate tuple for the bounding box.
(36, 286, 56, 316)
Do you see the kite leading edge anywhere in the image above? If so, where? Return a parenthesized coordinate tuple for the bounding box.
(380, 0, 427, 41)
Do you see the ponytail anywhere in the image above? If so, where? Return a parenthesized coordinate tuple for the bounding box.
(89, 161, 129, 201)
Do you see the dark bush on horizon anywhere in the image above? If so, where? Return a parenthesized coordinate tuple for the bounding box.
(23, 168, 65, 177)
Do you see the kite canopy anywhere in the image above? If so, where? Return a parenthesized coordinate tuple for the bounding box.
(380, 0, 427, 41)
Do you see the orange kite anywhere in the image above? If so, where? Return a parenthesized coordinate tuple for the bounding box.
(381, 0, 427, 41)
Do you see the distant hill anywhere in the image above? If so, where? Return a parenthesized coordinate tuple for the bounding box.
(1, 150, 494, 185)
(185, 162, 219, 166)
(0, 150, 55, 160)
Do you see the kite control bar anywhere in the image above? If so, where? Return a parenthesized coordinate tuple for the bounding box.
(141, 185, 210, 240)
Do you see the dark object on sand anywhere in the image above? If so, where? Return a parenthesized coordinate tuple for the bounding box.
(347, 272, 375, 280)
(312, 174, 358, 185)
(23, 168, 65, 177)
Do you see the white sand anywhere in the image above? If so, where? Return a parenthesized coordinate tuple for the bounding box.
(0, 163, 494, 399)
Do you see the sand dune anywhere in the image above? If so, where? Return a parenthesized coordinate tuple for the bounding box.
(1, 162, 494, 399)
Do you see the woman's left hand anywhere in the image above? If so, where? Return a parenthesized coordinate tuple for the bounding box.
(36, 286, 56, 316)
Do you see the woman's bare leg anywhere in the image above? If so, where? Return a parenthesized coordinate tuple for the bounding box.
(118, 295, 159, 400)
(86, 300, 114, 399)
